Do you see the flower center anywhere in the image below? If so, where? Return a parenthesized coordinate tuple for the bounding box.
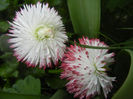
(34, 25, 55, 40)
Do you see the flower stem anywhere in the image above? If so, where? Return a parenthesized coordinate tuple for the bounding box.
(69, 40, 133, 50)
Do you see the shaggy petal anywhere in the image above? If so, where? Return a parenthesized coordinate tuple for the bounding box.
(61, 37, 115, 99)
(8, 2, 67, 69)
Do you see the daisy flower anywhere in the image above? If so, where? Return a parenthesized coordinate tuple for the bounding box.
(8, 2, 68, 69)
(61, 37, 116, 99)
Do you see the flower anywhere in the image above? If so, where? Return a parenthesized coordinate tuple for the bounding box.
(60, 37, 115, 99)
(8, 2, 68, 69)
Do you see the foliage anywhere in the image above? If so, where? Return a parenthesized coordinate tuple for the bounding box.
(0, 0, 133, 99)
(3, 75, 41, 95)
(112, 50, 133, 99)
(67, 0, 100, 38)
(0, 35, 11, 52)
(45, 75, 67, 89)
(0, 52, 18, 77)
(50, 89, 73, 99)
(0, 0, 9, 11)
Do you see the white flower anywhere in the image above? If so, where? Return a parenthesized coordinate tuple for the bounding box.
(60, 37, 115, 99)
(8, 2, 68, 69)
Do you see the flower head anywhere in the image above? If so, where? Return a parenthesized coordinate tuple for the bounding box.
(61, 37, 115, 99)
(8, 2, 67, 69)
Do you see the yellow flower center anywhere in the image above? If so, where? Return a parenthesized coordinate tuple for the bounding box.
(34, 25, 55, 40)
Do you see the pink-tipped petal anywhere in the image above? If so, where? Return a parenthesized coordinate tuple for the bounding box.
(60, 37, 116, 99)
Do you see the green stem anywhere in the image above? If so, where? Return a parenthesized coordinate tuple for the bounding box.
(69, 40, 133, 50)
(117, 28, 133, 30)
(99, 32, 116, 44)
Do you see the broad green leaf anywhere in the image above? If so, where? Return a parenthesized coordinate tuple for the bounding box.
(112, 49, 133, 99)
(0, 52, 19, 77)
(50, 89, 73, 99)
(0, 21, 10, 32)
(0, 35, 11, 52)
(0, 92, 40, 99)
(0, 91, 50, 99)
(45, 75, 67, 89)
(0, 0, 9, 11)
(3, 75, 41, 95)
(67, 0, 100, 38)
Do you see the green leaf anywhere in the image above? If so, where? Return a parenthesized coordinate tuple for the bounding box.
(50, 89, 73, 99)
(0, 0, 9, 11)
(0, 92, 40, 99)
(45, 75, 67, 89)
(3, 75, 41, 95)
(0, 21, 10, 32)
(67, 0, 100, 38)
(0, 52, 19, 77)
(112, 49, 133, 99)
(0, 35, 11, 52)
